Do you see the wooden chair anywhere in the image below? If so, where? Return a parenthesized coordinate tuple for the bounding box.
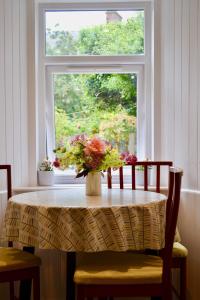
(74, 167, 183, 300)
(107, 160, 187, 300)
(0, 165, 41, 300)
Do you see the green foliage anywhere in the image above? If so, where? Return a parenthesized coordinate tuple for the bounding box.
(77, 14, 144, 55)
(46, 25, 77, 55)
(84, 73, 137, 115)
(47, 12, 144, 152)
(46, 13, 144, 55)
(55, 106, 136, 151)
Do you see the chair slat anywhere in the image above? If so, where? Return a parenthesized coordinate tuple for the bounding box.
(144, 165, 148, 191)
(156, 165, 160, 193)
(131, 165, 136, 190)
(107, 168, 112, 189)
(107, 161, 173, 191)
(119, 167, 123, 189)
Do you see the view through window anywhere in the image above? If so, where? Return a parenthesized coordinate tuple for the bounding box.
(46, 10, 144, 55)
(41, 5, 149, 181)
(54, 73, 137, 152)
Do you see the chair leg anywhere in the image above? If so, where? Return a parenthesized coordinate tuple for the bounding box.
(180, 258, 187, 300)
(163, 289, 172, 300)
(9, 281, 15, 300)
(77, 285, 85, 300)
(33, 267, 40, 300)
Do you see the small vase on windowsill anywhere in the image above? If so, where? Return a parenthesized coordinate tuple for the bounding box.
(86, 172, 101, 196)
(38, 158, 54, 186)
(38, 170, 54, 186)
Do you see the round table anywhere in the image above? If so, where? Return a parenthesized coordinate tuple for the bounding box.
(3, 187, 167, 252)
(3, 187, 167, 300)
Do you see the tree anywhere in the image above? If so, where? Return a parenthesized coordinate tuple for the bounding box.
(47, 12, 144, 149)
(77, 14, 144, 55)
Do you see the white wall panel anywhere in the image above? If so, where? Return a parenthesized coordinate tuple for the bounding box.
(4, 0, 14, 166)
(174, 0, 182, 168)
(188, 0, 198, 189)
(158, 0, 200, 190)
(20, 0, 29, 184)
(158, 1, 200, 298)
(0, 0, 29, 187)
(181, 0, 190, 187)
(0, 0, 6, 170)
(13, 0, 22, 185)
(197, 0, 200, 190)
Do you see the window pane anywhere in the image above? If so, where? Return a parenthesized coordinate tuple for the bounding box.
(54, 73, 137, 156)
(46, 10, 144, 56)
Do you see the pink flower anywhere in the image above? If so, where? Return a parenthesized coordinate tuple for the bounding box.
(70, 134, 88, 145)
(121, 152, 137, 165)
(84, 136, 106, 157)
(120, 151, 130, 160)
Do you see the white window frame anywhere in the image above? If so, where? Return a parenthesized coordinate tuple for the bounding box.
(37, 1, 153, 183)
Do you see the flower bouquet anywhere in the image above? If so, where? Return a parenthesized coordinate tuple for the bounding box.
(53, 134, 124, 195)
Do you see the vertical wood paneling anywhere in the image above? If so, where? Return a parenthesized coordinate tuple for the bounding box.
(160, 0, 168, 161)
(153, 0, 161, 159)
(174, 0, 182, 167)
(167, 0, 175, 161)
(0, 0, 6, 168)
(160, 0, 175, 162)
(197, 0, 200, 190)
(20, 0, 29, 185)
(0, 0, 29, 186)
(188, 0, 198, 189)
(13, 0, 22, 185)
(181, 0, 190, 187)
(27, 0, 38, 186)
(159, 0, 200, 190)
(4, 0, 14, 166)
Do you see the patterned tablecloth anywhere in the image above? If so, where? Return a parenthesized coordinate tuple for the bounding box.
(3, 188, 167, 252)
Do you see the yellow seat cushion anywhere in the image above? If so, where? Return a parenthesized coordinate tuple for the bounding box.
(173, 242, 188, 258)
(74, 252, 163, 285)
(0, 247, 41, 272)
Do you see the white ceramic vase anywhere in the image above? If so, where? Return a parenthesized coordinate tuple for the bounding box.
(38, 171, 54, 186)
(86, 172, 101, 196)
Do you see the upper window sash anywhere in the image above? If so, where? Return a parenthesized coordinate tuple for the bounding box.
(39, 1, 151, 60)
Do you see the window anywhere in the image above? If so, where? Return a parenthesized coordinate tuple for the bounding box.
(45, 10, 144, 56)
(37, 2, 152, 183)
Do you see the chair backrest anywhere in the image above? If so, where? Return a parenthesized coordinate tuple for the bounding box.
(162, 167, 183, 286)
(107, 161, 173, 192)
(0, 165, 12, 200)
(0, 165, 12, 247)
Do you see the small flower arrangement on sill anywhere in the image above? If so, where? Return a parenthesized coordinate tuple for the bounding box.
(53, 134, 123, 178)
(39, 157, 54, 171)
(120, 153, 152, 185)
(38, 157, 54, 186)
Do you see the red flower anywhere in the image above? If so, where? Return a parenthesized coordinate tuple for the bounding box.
(53, 158, 60, 168)
(121, 152, 137, 165)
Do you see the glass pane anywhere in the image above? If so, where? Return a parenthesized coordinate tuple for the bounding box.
(46, 10, 144, 56)
(54, 73, 137, 155)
